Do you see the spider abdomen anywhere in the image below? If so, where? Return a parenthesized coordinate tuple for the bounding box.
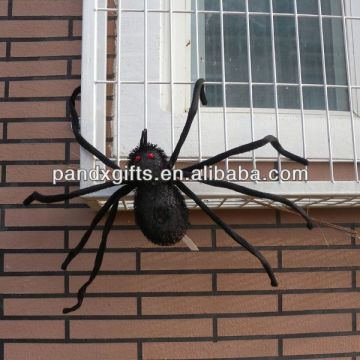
(134, 183, 189, 246)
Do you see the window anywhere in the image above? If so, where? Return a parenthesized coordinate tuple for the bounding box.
(80, 0, 360, 208)
(198, 0, 349, 111)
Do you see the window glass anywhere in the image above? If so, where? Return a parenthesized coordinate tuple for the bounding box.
(297, 0, 319, 14)
(278, 86, 300, 109)
(299, 17, 323, 84)
(249, 0, 270, 12)
(323, 18, 347, 85)
(250, 15, 273, 82)
(321, 0, 342, 15)
(273, 0, 294, 13)
(193, 0, 348, 111)
(198, 0, 219, 11)
(274, 16, 298, 83)
(224, 15, 248, 81)
(223, 0, 245, 11)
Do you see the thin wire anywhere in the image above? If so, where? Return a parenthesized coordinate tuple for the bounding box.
(219, 0, 229, 171)
(194, 0, 203, 162)
(269, 0, 282, 183)
(245, 0, 256, 171)
(341, 0, 359, 182)
(116, 0, 122, 164)
(318, 0, 335, 182)
(144, 0, 148, 129)
(294, 0, 307, 161)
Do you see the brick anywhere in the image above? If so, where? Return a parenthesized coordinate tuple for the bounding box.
(306, 162, 331, 181)
(6, 208, 94, 227)
(73, 20, 115, 37)
(283, 249, 360, 268)
(0, 230, 63, 249)
(218, 314, 351, 337)
(0, 0, 8, 16)
(5, 344, 137, 360)
(141, 250, 278, 270)
(0, 60, 67, 77)
(0, 143, 64, 161)
(0, 186, 64, 204)
(217, 271, 351, 291)
(70, 274, 212, 293)
(0, 122, 3, 139)
(0, 20, 68, 38)
(10, 79, 80, 98)
(70, 142, 79, 160)
(355, 227, 360, 244)
(5, 208, 135, 227)
(71, 58, 114, 77)
(189, 208, 276, 225)
(71, 59, 81, 75)
(13, 0, 82, 16)
(6, 164, 78, 183)
(142, 294, 277, 315)
(217, 227, 351, 247)
(0, 276, 64, 294)
(11, 40, 81, 57)
(69, 228, 212, 249)
(4, 297, 137, 316)
(0, 320, 64, 339)
(284, 292, 360, 311)
(4, 253, 136, 272)
(281, 208, 360, 225)
(70, 319, 212, 339)
(0, 42, 6, 57)
(73, 20, 82, 37)
(334, 162, 360, 181)
(0, 101, 65, 118)
(284, 335, 360, 356)
(143, 339, 278, 359)
(0, 81, 4, 98)
(8, 121, 73, 139)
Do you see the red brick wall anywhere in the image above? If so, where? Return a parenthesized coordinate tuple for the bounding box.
(1, 1, 360, 359)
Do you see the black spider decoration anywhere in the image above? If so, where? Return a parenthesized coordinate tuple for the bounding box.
(24, 79, 314, 313)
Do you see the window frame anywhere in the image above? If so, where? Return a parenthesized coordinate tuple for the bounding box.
(79, 0, 360, 209)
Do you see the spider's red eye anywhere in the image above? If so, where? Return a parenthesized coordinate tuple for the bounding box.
(147, 152, 155, 159)
(134, 155, 141, 162)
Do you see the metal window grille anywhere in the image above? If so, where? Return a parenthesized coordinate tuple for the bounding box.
(80, 0, 360, 210)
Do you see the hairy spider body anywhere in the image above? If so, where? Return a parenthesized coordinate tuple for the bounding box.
(24, 79, 314, 313)
(135, 182, 189, 246)
(129, 135, 189, 245)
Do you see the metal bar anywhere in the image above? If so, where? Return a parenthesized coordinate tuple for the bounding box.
(169, 0, 175, 152)
(144, 0, 148, 129)
(269, 0, 282, 183)
(245, 0, 256, 171)
(95, 79, 351, 87)
(115, 0, 122, 164)
(341, 0, 359, 182)
(194, 0, 203, 162)
(219, 0, 229, 171)
(294, 0, 307, 161)
(318, 0, 335, 182)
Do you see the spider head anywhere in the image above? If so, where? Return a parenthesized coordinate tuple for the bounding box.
(128, 129, 168, 179)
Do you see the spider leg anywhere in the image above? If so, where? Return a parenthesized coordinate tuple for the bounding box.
(200, 180, 314, 229)
(63, 194, 120, 314)
(176, 181, 278, 287)
(61, 183, 135, 271)
(23, 181, 118, 205)
(168, 79, 207, 168)
(183, 135, 308, 172)
(69, 86, 121, 170)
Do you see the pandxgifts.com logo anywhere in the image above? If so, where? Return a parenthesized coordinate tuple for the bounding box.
(52, 164, 308, 185)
